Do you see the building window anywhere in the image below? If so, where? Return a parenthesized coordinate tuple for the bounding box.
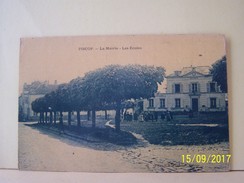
(192, 83, 198, 93)
(210, 98, 217, 108)
(149, 99, 154, 108)
(175, 98, 181, 108)
(160, 98, 165, 108)
(210, 82, 216, 92)
(175, 84, 181, 93)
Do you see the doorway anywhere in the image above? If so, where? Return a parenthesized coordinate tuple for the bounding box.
(192, 98, 199, 112)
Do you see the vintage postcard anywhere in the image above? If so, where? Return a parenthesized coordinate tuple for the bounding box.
(19, 35, 230, 172)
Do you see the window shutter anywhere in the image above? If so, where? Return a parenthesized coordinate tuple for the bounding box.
(172, 84, 174, 93)
(180, 83, 183, 93)
(189, 83, 191, 93)
(197, 83, 200, 92)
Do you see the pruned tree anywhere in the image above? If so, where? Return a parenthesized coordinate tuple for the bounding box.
(69, 77, 90, 127)
(81, 64, 165, 131)
(31, 64, 165, 132)
(54, 84, 73, 128)
(32, 97, 48, 123)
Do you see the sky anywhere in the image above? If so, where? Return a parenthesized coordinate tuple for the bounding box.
(19, 34, 226, 94)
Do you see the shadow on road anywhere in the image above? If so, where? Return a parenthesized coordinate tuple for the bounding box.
(24, 123, 138, 151)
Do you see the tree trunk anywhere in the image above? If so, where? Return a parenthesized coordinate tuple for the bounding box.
(92, 109, 96, 128)
(59, 111, 64, 131)
(77, 111, 81, 128)
(41, 112, 44, 123)
(68, 111, 71, 127)
(87, 110, 90, 121)
(54, 111, 56, 124)
(115, 101, 121, 132)
(49, 111, 53, 124)
(45, 112, 48, 123)
(105, 110, 108, 120)
(39, 112, 41, 123)
(43, 112, 45, 123)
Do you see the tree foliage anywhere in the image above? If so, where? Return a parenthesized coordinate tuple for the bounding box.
(81, 64, 165, 131)
(31, 64, 165, 131)
(210, 56, 228, 93)
(81, 64, 165, 103)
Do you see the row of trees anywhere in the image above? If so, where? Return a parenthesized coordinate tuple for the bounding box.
(32, 64, 166, 131)
(31, 56, 227, 132)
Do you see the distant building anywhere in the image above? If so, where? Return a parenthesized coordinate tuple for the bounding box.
(19, 81, 58, 121)
(143, 66, 226, 113)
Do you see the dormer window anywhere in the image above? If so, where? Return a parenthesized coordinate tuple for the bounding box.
(174, 71, 181, 76)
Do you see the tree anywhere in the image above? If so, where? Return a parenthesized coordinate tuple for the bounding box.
(68, 77, 90, 128)
(33, 84, 73, 127)
(44, 91, 57, 124)
(210, 56, 228, 93)
(54, 84, 73, 129)
(31, 64, 165, 132)
(45, 91, 58, 123)
(81, 64, 165, 131)
(32, 97, 48, 123)
(79, 72, 105, 128)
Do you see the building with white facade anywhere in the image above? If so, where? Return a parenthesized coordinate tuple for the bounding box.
(143, 66, 227, 114)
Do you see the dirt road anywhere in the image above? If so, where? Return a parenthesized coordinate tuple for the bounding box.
(19, 122, 230, 172)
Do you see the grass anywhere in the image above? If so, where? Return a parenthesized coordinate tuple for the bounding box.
(165, 112, 229, 124)
(120, 114, 229, 145)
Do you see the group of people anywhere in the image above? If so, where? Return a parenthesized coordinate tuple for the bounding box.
(139, 110, 173, 122)
(124, 108, 195, 122)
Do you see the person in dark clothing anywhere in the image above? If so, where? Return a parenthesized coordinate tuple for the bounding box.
(189, 109, 193, 118)
(161, 112, 165, 120)
(166, 110, 171, 121)
(169, 111, 173, 120)
(154, 112, 158, 121)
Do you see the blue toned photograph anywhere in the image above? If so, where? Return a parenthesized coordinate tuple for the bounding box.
(18, 35, 230, 172)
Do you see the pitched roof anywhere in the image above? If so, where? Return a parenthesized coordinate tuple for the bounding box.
(167, 66, 211, 77)
(23, 81, 58, 95)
